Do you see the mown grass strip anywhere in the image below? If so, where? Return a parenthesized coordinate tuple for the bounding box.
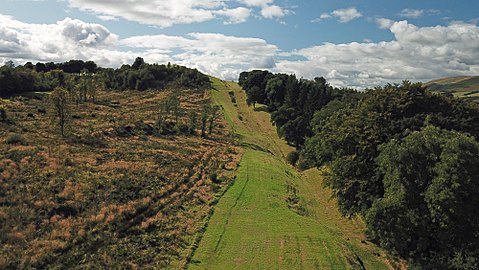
(189, 78, 389, 270)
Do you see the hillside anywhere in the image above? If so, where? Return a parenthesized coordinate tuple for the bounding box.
(425, 76, 479, 102)
(1, 76, 396, 269)
(189, 78, 392, 269)
(0, 87, 241, 268)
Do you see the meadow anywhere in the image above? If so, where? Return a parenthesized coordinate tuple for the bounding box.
(189, 79, 392, 269)
(0, 87, 241, 269)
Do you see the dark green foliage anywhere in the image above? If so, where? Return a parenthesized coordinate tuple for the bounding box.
(246, 86, 263, 108)
(239, 70, 351, 147)
(0, 106, 6, 121)
(368, 126, 479, 269)
(295, 80, 479, 269)
(131, 57, 145, 70)
(0, 59, 210, 97)
(286, 150, 299, 166)
(0, 64, 36, 96)
(188, 111, 198, 135)
(100, 59, 210, 91)
(305, 82, 479, 216)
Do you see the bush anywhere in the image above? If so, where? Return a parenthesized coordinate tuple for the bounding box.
(286, 150, 299, 166)
(6, 133, 26, 145)
(70, 134, 107, 148)
(0, 106, 6, 121)
(209, 172, 220, 184)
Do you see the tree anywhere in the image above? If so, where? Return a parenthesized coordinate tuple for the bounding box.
(188, 111, 198, 135)
(208, 105, 220, 134)
(265, 76, 286, 110)
(24, 62, 34, 70)
(368, 126, 479, 269)
(246, 86, 263, 108)
(50, 87, 71, 137)
(132, 57, 145, 70)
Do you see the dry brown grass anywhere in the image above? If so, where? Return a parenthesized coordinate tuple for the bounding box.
(0, 87, 241, 269)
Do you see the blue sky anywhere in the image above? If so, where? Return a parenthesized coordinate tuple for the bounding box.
(1, 0, 479, 87)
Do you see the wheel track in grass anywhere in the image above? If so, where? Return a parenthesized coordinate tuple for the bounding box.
(188, 78, 391, 270)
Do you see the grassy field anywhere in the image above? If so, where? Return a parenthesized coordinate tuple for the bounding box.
(189, 79, 391, 269)
(426, 76, 479, 102)
(0, 88, 241, 269)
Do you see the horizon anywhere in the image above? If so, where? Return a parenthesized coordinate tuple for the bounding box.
(1, 0, 479, 88)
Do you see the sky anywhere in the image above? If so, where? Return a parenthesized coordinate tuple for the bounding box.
(1, 0, 479, 88)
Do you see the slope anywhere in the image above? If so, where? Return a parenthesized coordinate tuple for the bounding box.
(426, 76, 479, 102)
(0, 88, 241, 269)
(188, 78, 390, 269)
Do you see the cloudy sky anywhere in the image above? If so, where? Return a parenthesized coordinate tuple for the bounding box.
(1, 0, 479, 88)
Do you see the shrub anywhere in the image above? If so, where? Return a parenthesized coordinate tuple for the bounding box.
(286, 150, 299, 166)
(70, 134, 107, 148)
(6, 133, 26, 145)
(0, 106, 6, 121)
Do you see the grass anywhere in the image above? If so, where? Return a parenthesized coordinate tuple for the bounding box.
(426, 76, 479, 101)
(189, 78, 390, 269)
(0, 87, 241, 269)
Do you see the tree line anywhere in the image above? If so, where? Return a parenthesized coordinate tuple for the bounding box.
(0, 57, 210, 97)
(240, 70, 479, 269)
(239, 70, 355, 147)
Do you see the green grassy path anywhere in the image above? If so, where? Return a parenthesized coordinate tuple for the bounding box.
(188, 78, 389, 269)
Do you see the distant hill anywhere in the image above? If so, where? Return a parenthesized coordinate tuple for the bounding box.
(425, 76, 479, 102)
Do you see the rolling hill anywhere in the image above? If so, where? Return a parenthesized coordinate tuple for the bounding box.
(425, 76, 479, 102)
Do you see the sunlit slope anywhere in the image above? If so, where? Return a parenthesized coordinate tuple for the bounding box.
(426, 76, 479, 102)
(188, 78, 390, 269)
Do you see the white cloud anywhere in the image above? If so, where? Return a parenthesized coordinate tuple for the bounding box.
(399, 8, 441, 19)
(276, 20, 479, 88)
(240, 0, 290, 20)
(312, 7, 362, 23)
(376, 18, 394, 29)
(97, 15, 118, 21)
(399, 9, 424, 19)
(0, 14, 135, 66)
(239, 0, 273, 7)
(215, 7, 251, 24)
(68, 0, 224, 27)
(332, 7, 362, 23)
(122, 32, 278, 80)
(320, 13, 332, 20)
(67, 0, 288, 27)
(2, 14, 479, 88)
(261, 5, 286, 19)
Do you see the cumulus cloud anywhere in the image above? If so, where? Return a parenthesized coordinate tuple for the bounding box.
(0, 14, 145, 67)
(122, 32, 278, 80)
(332, 7, 363, 23)
(277, 20, 479, 88)
(314, 7, 362, 23)
(67, 0, 288, 27)
(261, 5, 286, 19)
(2, 14, 479, 88)
(215, 7, 251, 24)
(239, 0, 273, 7)
(376, 18, 394, 29)
(238, 0, 289, 19)
(68, 0, 224, 27)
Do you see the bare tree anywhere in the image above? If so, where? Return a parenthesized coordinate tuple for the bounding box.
(50, 86, 71, 137)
